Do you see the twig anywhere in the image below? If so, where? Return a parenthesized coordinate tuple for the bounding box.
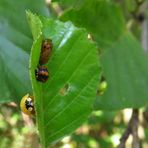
(131, 109, 140, 148)
(117, 109, 139, 148)
(117, 112, 132, 148)
(140, 1, 148, 51)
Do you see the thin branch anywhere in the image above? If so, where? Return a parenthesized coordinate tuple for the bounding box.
(131, 109, 140, 148)
(117, 109, 140, 148)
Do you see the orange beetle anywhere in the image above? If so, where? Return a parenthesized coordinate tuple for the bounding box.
(35, 66, 49, 83)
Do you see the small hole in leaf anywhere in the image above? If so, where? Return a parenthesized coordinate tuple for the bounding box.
(59, 84, 69, 96)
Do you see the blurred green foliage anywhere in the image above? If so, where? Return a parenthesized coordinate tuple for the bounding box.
(1, 105, 148, 147)
(0, 0, 148, 147)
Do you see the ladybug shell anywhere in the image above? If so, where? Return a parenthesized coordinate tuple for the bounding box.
(35, 66, 49, 83)
(20, 94, 35, 116)
(39, 39, 53, 65)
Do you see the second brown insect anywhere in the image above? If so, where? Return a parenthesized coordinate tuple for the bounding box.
(39, 39, 53, 65)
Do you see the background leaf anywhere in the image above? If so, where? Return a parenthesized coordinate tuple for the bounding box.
(59, 0, 148, 110)
(28, 12, 100, 147)
(0, 0, 49, 103)
(95, 32, 148, 110)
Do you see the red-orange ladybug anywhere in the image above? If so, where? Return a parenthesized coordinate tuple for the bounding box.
(35, 66, 49, 83)
(39, 39, 53, 65)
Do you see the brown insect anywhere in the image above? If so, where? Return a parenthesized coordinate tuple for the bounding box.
(39, 39, 53, 65)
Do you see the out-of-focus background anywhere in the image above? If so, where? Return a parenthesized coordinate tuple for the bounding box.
(1, 104, 148, 148)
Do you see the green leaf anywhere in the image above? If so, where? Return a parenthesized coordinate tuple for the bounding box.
(0, 0, 49, 103)
(60, 0, 125, 49)
(95, 32, 148, 110)
(26, 11, 43, 41)
(28, 12, 100, 147)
